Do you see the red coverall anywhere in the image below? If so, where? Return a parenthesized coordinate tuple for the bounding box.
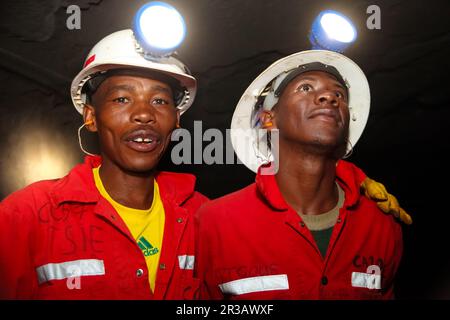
(196, 160, 403, 300)
(0, 156, 208, 299)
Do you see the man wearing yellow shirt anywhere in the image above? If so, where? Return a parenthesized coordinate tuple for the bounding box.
(0, 27, 208, 299)
(93, 167, 165, 293)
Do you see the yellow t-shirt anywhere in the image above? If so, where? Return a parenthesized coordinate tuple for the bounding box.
(93, 167, 165, 293)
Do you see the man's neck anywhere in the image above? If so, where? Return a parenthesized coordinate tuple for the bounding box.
(99, 158, 155, 210)
(275, 142, 339, 215)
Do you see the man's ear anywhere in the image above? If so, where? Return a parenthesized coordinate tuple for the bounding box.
(259, 109, 276, 130)
(83, 104, 98, 132)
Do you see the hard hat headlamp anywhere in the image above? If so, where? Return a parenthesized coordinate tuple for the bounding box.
(309, 10, 357, 53)
(133, 1, 187, 58)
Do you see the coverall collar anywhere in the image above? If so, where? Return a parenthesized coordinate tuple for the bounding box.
(48, 155, 197, 207)
(255, 160, 362, 211)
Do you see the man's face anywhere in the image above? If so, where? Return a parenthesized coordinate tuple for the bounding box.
(272, 70, 350, 156)
(85, 74, 179, 173)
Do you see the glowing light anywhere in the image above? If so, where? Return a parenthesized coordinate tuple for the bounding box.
(133, 2, 186, 56)
(320, 13, 357, 43)
(309, 10, 357, 53)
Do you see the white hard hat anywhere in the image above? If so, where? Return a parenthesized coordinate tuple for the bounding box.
(231, 50, 371, 173)
(71, 29, 197, 115)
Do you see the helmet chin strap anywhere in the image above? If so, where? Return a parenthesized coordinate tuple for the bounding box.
(342, 139, 353, 159)
(77, 122, 97, 156)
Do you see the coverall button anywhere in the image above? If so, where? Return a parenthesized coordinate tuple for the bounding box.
(321, 276, 328, 285)
(136, 268, 144, 277)
(177, 218, 183, 223)
(300, 221, 306, 227)
(159, 263, 166, 270)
